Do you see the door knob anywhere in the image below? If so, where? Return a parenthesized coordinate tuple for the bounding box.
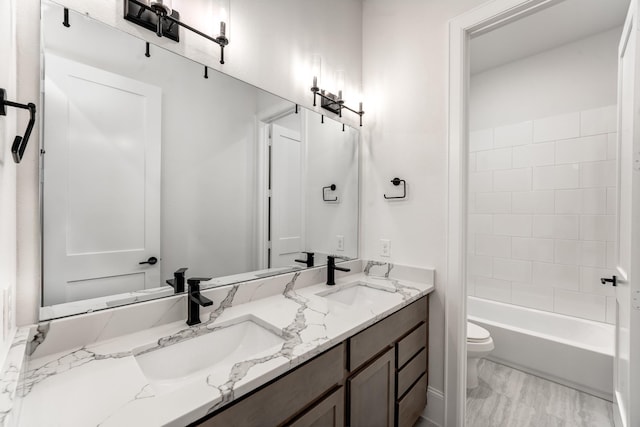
(139, 256, 158, 265)
(600, 275, 617, 287)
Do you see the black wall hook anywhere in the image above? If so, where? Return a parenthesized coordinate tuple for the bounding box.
(323, 184, 338, 202)
(63, 8, 70, 27)
(1, 88, 36, 164)
(204, 66, 208, 79)
(384, 177, 406, 200)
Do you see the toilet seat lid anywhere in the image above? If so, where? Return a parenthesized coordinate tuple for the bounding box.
(467, 322, 490, 342)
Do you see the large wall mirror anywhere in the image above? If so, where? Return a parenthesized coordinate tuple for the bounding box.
(40, 2, 360, 320)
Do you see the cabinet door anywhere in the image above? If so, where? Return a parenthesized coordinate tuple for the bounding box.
(287, 387, 344, 427)
(348, 348, 395, 427)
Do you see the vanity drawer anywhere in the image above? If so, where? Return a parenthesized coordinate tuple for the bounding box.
(397, 348, 427, 398)
(396, 373, 427, 427)
(397, 322, 426, 368)
(349, 297, 426, 371)
(200, 343, 345, 427)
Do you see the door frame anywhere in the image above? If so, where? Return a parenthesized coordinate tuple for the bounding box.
(255, 106, 303, 269)
(446, 0, 566, 425)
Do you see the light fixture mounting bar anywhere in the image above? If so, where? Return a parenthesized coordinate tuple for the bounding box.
(312, 89, 364, 127)
(125, 0, 229, 64)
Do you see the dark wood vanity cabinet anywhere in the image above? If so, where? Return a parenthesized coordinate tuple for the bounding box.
(194, 296, 428, 427)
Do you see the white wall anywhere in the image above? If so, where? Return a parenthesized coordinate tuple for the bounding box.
(305, 113, 359, 257)
(470, 28, 620, 130)
(467, 29, 620, 324)
(15, 0, 363, 324)
(362, 0, 487, 404)
(0, 0, 18, 365)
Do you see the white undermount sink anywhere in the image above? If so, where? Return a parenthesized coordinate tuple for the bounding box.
(133, 316, 284, 393)
(316, 281, 395, 307)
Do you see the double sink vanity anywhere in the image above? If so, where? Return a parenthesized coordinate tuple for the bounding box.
(0, 3, 435, 426)
(3, 260, 434, 426)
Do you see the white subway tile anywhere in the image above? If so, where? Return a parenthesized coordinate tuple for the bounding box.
(580, 105, 616, 136)
(533, 112, 580, 142)
(580, 215, 614, 241)
(512, 192, 556, 214)
(533, 215, 579, 239)
(468, 255, 492, 278)
(606, 296, 616, 324)
(511, 284, 554, 311)
(474, 192, 511, 214)
(554, 240, 580, 265)
(580, 241, 607, 268)
(580, 267, 616, 296)
(513, 142, 555, 168)
(582, 188, 607, 215)
(469, 153, 477, 172)
(494, 121, 532, 148)
(469, 171, 493, 193)
(580, 160, 616, 188)
(606, 187, 616, 215)
(555, 189, 582, 214)
(467, 275, 476, 296)
(493, 168, 532, 192)
(532, 262, 579, 289)
(512, 237, 554, 262)
(467, 233, 476, 255)
(476, 235, 511, 258)
(470, 129, 493, 152)
(607, 133, 617, 160)
(554, 289, 606, 322)
(468, 193, 476, 213)
(493, 258, 532, 283)
(477, 148, 512, 171)
(493, 214, 532, 237)
(533, 164, 580, 190)
(475, 276, 512, 303)
(555, 135, 608, 164)
(468, 214, 492, 235)
(511, 192, 534, 214)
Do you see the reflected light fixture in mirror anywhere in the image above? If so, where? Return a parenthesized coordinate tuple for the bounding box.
(214, 0, 230, 45)
(124, 0, 230, 64)
(311, 54, 322, 93)
(148, 0, 172, 14)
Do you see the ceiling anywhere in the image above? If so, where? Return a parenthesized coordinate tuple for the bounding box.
(470, 0, 630, 74)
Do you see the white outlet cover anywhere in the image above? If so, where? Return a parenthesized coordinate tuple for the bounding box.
(380, 239, 390, 257)
(337, 235, 344, 251)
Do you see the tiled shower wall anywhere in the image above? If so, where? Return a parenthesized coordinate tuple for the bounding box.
(467, 105, 617, 324)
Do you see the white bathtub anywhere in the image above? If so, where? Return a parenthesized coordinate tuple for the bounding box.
(467, 296, 614, 401)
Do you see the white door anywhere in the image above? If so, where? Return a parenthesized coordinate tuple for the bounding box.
(269, 123, 304, 268)
(613, 3, 640, 426)
(43, 54, 162, 306)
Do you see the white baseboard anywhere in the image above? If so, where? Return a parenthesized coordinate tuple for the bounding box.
(422, 386, 444, 427)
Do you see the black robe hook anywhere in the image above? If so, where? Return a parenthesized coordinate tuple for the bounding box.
(1, 88, 37, 164)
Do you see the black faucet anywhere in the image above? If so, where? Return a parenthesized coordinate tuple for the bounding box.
(166, 267, 187, 293)
(326, 255, 351, 286)
(294, 252, 315, 268)
(186, 277, 213, 326)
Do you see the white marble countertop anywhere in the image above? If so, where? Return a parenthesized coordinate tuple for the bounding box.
(18, 270, 434, 427)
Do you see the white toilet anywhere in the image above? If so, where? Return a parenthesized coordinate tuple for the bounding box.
(466, 321, 494, 389)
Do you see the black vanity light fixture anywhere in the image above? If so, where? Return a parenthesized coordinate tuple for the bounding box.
(310, 56, 364, 126)
(124, 0, 230, 64)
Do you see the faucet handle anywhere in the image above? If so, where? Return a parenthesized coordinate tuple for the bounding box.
(166, 267, 189, 293)
(187, 277, 213, 288)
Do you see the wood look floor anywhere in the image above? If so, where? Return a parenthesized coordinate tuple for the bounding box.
(466, 359, 614, 427)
